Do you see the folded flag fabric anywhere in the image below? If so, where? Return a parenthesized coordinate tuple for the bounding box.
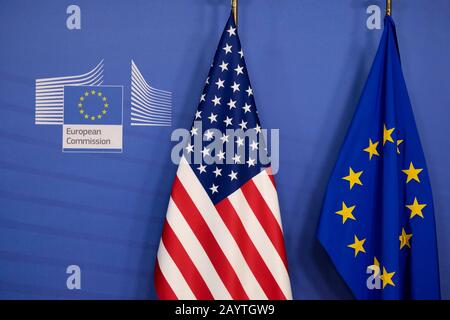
(317, 16, 441, 299)
(154, 11, 292, 300)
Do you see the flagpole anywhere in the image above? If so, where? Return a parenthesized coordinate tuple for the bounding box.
(232, 0, 238, 26)
(386, 0, 392, 16)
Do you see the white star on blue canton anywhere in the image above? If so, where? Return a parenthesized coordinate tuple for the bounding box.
(223, 43, 232, 54)
(220, 134, 229, 143)
(208, 112, 218, 123)
(204, 130, 214, 141)
(228, 170, 238, 181)
(212, 96, 221, 106)
(219, 61, 229, 72)
(239, 120, 248, 130)
(232, 154, 241, 164)
(223, 116, 233, 127)
(234, 64, 244, 75)
(210, 184, 219, 194)
(243, 103, 251, 113)
(227, 99, 237, 110)
(227, 26, 236, 37)
(197, 164, 206, 174)
(231, 81, 240, 92)
(217, 150, 226, 161)
(215, 78, 225, 89)
(213, 167, 222, 177)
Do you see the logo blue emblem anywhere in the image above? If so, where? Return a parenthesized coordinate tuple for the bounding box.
(62, 85, 123, 153)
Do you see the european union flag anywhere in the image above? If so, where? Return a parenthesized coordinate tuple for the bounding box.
(317, 16, 440, 299)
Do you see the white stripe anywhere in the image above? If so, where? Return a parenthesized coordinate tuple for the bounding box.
(228, 187, 292, 299)
(252, 170, 283, 229)
(131, 110, 171, 120)
(177, 156, 266, 299)
(36, 103, 63, 107)
(157, 241, 195, 300)
(35, 71, 103, 86)
(35, 97, 64, 102)
(131, 108, 171, 119)
(35, 114, 62, 118)
(36, 76, 102, 89)
(35, 110, 63, 114)
(131, 92, 172, 108)
(35, 92, 65, 97)
(36, 60, 104, 83)
(131, 81, 172, 103)
(131, 101, 171, 116)
(36, 89, 63, 94)
(35, 118, 63, 122)
(131, 60, 172, 95)
(36, 107, 64, 111)
(130, 122, 171, 126)
(166, 198, 231, 299)
(35, 121, 63, 125)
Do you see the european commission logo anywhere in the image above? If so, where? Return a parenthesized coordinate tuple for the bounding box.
(63, 85, 123, 152)
(35, 60, 172, 153)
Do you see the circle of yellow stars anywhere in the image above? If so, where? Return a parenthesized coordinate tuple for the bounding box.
(78, 89, 109, 121)
(336, 123, 427, 290)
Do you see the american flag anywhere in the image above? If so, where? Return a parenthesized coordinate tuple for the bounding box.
(154, 12, 292, 300)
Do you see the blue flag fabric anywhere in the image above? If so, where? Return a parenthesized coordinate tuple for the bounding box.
(317, 16, 440, 300)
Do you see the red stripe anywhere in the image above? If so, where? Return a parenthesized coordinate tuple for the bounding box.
(267, 172, 277, 188)
(241, 180, 289, 269)
(154, 259, 178, 300)
(265, 168, 277, 188)
(171, 176, 248, 300)
(161, 220, 214, 300)
(216, 198, 287, 299)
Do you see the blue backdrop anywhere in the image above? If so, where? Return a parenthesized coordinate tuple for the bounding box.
(0, 0, 449, 299)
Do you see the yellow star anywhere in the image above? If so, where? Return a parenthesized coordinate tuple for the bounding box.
(342, 167, 363, 190)
(104, 103, 109, 108)
(383, 124, 395, 145)
(78, 103, 83, 108)
(363, 139, 380, 160)
(91, 90, 96, 95)
(84, 91, 89, 96)
(102, 97, 107, 101)
(84, 114, 89, 119)
(335, 202, 356, 224)
(402, 162, 423, 183)
(80, 97, 84, 101)
(399, 228, 413, 249)
(380, 267, 395, 289)
(347, 235, 366, 257)
(91, 116, 95, 120)
(102, 110, 107, 114)
(79, 109, 84, 114)
(97, 114, 102, 119)
(97, 92, 102, 96)
(397, 140, 404, 154)
(406, 197, 426, 219)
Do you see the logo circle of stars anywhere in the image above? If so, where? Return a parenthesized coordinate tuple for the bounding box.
(336, 123, 428, 290)
(78, 89, 109, 121)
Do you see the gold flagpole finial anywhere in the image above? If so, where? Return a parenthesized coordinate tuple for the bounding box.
(386, 0, 392, 16)
(232, 0, 238, 26)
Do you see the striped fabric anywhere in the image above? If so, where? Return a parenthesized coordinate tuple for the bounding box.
(154, 12, 292, 300)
